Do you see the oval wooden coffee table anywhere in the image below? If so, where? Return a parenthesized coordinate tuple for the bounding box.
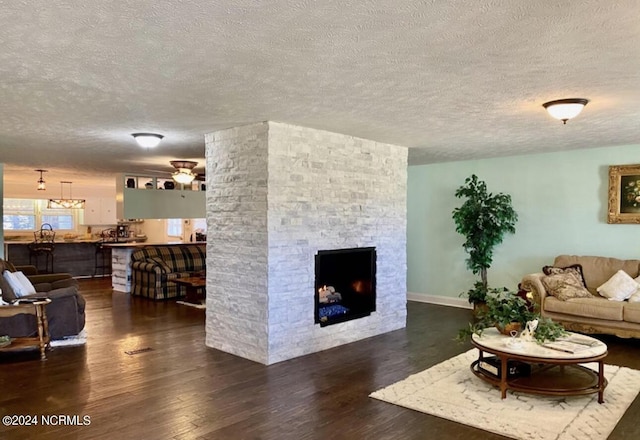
(471, 328, 608, 403)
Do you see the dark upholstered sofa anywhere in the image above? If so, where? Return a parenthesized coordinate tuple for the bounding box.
(130, 244, 206, 300)
(0, 259, 86, 340)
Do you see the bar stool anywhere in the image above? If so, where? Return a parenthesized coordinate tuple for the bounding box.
(29, 223, 56, 273)
(94, 229, 115, 277)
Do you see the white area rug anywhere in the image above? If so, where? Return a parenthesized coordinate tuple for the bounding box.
(370, 349, 640, 440)
(176, 300, 206, 309)
(50, 329, 87, 347)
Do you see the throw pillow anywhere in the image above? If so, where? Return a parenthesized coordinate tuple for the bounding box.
(541, 272, 593, 301)
(0, 270, 17, 302)
(542, 264, 587, 288)
(597, 270, 640, 301)
(13, 271, 37, 296)
(630, 277, 640, 303)
(3, 271, 29, 298)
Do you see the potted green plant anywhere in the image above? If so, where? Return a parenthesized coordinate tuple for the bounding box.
(482, 291, 533, 334)
(530, 317, 568, 343)
(452, 174, 518, 306)
(461, 281, 510, 316)
(457, 291, 567, 343)
(464, 281, 489, 305)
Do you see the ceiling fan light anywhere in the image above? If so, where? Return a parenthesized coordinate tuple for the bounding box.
(169, 160, 198, 184)
(132, 133, 164, 148)
(172, 170, 196, 184)
(542, 98, 589, 124)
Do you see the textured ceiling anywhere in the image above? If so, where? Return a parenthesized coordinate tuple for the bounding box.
(2, 1, 640, 193)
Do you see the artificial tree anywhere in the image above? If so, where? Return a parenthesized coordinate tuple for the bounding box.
(452, 174, 518, 304)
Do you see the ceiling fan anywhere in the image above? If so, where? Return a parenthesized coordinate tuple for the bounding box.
(170, 160, 199, 184)
(144, 160, 205, 184)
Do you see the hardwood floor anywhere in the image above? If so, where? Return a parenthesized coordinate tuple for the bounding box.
(1, 278, 640, 440)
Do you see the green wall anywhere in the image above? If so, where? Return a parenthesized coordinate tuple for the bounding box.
(408, 144, 640, 303)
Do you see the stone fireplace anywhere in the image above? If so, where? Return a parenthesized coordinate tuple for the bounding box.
(315, 247, 376, 327)
(204, 121, 407, 365)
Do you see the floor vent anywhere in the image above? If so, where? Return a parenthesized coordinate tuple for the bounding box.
(125, 347, 153, 355)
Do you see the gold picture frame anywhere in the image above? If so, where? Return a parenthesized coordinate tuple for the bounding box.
(608, 164, 640, 224)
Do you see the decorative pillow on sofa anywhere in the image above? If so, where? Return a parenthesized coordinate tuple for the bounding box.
(2, 271, 36, 298)
(542, 264, 587, 288)
(541, 272, 593, 301)
(0, 270, 17, 302)
(146, 257, 172, 273)
(597, 270, 640, 301)
(629, 276, 640, 303)
(13, 271, 37, 296)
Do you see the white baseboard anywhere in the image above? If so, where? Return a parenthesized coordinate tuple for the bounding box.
(407, 292, 472, 310)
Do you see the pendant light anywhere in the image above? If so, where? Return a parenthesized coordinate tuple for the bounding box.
(48, 181, 86, 209)
(35, 169, 47, 191)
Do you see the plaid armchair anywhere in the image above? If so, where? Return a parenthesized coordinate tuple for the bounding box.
(130, 244, 206, 300)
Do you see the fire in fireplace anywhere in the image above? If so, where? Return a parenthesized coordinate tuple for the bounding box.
(314, 247, 376, 327)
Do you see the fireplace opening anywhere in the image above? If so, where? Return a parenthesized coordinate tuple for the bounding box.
(315, 247, 376, 327)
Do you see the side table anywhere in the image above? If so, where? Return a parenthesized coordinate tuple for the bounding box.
(0, 299, 52, 360)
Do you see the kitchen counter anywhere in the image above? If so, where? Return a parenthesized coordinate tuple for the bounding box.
(4, 239, 101, 244)
(103, 241, 202, 248)
(4, 240, 104, 278)
(4, 236, 147, 245)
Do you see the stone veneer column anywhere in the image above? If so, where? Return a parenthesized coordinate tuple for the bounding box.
(205, 122, 407, 365)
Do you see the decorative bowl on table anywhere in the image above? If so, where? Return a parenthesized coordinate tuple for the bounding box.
(63, 234, 78, 242)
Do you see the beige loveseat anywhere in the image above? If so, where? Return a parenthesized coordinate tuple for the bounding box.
(521, 255, 640, 339)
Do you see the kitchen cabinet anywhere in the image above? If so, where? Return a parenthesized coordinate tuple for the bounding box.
(82, 197, 117, 225)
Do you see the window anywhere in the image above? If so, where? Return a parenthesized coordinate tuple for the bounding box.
(192, 218, 207, 241)
(2, 199, 78, 231)
(3, 199, 36, 230)
(192, 218, 207, 233)
(167, 218, 183, 238)
(41, 205, 74, 230)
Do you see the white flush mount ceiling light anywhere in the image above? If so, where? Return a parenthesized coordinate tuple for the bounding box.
(48, 181, 85, 209)
(132, 133, 164, 148)
(170, 160, 198, 184)
(542, 98, 589, 124)
(35, 169, 47, 190)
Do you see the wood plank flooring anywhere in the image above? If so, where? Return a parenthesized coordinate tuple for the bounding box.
(1, 278, 640, 440)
